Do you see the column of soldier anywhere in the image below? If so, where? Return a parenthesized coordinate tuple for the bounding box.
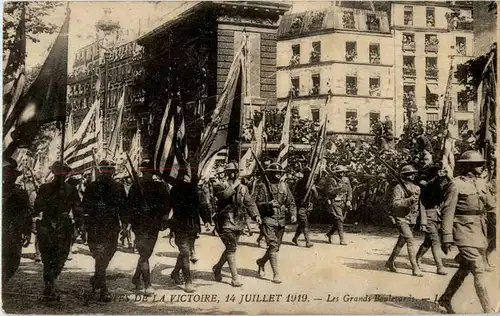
(2, 148, 496, 313)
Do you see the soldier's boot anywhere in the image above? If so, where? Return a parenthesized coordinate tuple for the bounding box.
(143, 267, 155, 297)
(99, 284, 112, 303)
(67, 247, 73, 261)
(292, 228, 301, 246)
(132, 265, 143, 291)
(227, 253, 242, 287)
(213, 251, 227, 282)
(303, 227, 313, 248)
(415, 243, 429, 270)
(181, 254, 195, 293)
(474, 273, 494, 313)
(438, 268, 469, 314)
(256, 232, 265, 248)
(42, 281, 58, 302)
(171, 258, 184, 285)
(35, 240, 42, 262)
(256, 253, 268, 278)
(269, 252, 281, 284)
(326, 225, 337, 244)
(385, 236, 405, 273)
(190, 248, 199, 264)
(407, 240, 424, 277)
(337, 221, 347, 246)
(431, 244, 447, 275)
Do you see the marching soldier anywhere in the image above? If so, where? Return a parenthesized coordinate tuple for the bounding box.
(384, 165, 425, 277)
(415, 163, 448, 275)
(438, 151, 495, 313)
(292, 166, 317, 248)
(169, 178, 211, 293)
(255, 163, 296, 284)
(2, 158, 32, 284)
(82, 159, 129, 301)
(212, 163, 261, 287)
(321, 166, 352, 245)
(129, 160, 171, 296)
(35, 161, 82, 300)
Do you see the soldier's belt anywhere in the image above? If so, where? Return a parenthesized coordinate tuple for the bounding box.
(456, 210, 485, 216)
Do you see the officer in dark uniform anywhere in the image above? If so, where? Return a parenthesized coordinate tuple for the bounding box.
(212, 162, 261, 287)
(169, 178, 211, 293)
(255, 163, 297, 284)
(415, 163, 448, 275)
(2, 158, 31, 284)
(35, 161, 82, 300)
(438, 151, 495, 313)
(129, 160, 171, 296)
(292, 166, 317, 248)
(384, 165, 425, 277)
(82, 159, 129, 301)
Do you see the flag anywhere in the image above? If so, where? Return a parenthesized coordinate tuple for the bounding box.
(107, 89, 125, 158)
(277, 95, 293, 168)
(154, 99, 191, 184)
(303, 114, 328, 204)
(197, 40, 246, 177)
(239, 113, 265, 176)
(128, 128, 142, 172)
(3, 5, 27, 139)
(65, 111, 74, 147)
(440, 59, 457, 177)
(4, 8, 70, 157)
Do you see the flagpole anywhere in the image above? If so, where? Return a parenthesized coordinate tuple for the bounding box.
(59, 3, 71, 176)
(238, 30, 248, 177)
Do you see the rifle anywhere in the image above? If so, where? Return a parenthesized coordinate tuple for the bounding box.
(366, 147, 411, 197)
(250, 148, 275, 200)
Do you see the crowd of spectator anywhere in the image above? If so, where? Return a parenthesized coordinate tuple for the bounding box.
(425, 63, 439, 78)
(369, 50, 380, 64)
(345, 49, 357, 62)
(342, 12, 355, 28)
(366, 15, 380, 31)
(402, 35, 416, 50)
(346, 81, 357, 95)
(457, 42, 467, 55)
(369, 84, 380, 97)
(403, 62, 416, 76)
(425, 36, 440, 51)
(403, 90, 416, 110)
(426, 13, 435, 27)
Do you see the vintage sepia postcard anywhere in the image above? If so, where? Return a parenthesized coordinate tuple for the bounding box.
(2, 1, 498, 314)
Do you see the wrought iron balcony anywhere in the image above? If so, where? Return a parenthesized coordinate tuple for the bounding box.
(425, 68, 439, 79)
(402, 41, 416, 52)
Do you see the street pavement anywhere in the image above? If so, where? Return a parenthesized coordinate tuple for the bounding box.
(2, 224, 498, 314)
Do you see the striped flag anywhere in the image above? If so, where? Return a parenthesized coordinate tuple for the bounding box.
(107, 89, 125, 159)
(303, 113, 328, 204)
(440, 59, 457, 177)
(3, 5, 27, 148)
(197, 40, 246, 177)
(239, 114, 265, 176)
(277, 95, 293, 168)
(154, 99, 191, 184)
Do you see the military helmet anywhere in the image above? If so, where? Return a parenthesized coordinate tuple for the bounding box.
(265, 163, 284, 173)
(224, 162, 239, 172)
(216, 166, 225, 174)
(400, 164, 418, 174)
(456, 150, 485, 163)
(50, 161, 72, 173)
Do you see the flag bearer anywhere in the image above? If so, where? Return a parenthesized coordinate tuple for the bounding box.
(292, 166, 317, 248)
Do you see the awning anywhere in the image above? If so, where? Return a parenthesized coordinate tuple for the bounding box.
(426, 84, 439, 95)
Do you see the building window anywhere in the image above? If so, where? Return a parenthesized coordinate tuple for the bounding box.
(310, 74, 320, 95)
(291, 77, 300, 97)
(402, 33, 416, 51)
(457, 91, 468, 111)
(346, 76, 357, 95)
(369, 77, 380, 96)
(456, 37, 467, 56)
(458, 120, 469, 135)
(426, 57, 438, 79)
(366, 14, 380, 31)
(369, 112, 380, 133)
(311, 109, 320, 123)
(426, 85, 439, 108)
(309, 11, 325, 30)
(403, 56, 416, 78)
(289, 15, 304, 34)
(343, 11, 355, 29)
(426, 7, 435, 27)
(310, 41, 321, 63)
(369, 43, 380, 64)
(427, 113, 439, 124)
(404, 6, 413, 26)
(290, 44, 300, 66)
(425, 34, 439, 52)
(403, 85, 416, 111)
(345, 42, 357, 62)
(345, 110, 358, 132)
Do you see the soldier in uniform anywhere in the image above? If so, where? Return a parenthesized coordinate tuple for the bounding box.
(292, 166, 317, 248)
(255, 163, 297, 284)
(35, 161, 82, 300)
(169, 178, 211, 293)
(82, 159, 129, 301)
(415, 163, 448, 275)
(129, 160, 171, 296)
(212, 163, 261, 287)
(320, 166, 352, 245)
(384, 165, 424, 277)
(2, 158, 32, 284)
(438, 151, 495, 313)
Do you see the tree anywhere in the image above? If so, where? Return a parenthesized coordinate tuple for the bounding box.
(3, 2, 63, 60)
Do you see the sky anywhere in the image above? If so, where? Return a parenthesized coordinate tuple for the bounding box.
(22, 1, 338, 69)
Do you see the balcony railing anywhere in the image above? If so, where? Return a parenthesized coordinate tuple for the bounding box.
(369, 87, 380, 97)
(425, 43, 439, 52)
(402, 41, 416, 51)
(458, 102, 468, 111)
(426, 100, 439, 108)
(342, 14, 355, 29)
(310, 51, 321, 63)
(369, 54, 380, 64)
(346, 86, 358, 95)
(403, 67, 417, 78)
(289, 54, 300, 66)
(345, 51, 357, 62)
(425, 68, 439, 79)
(456, 45, 467, 56)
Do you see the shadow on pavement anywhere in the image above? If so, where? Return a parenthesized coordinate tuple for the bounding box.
(374, 293, 441, 313)
(155, 251, 179, 259)
(340, 257, 415, 274)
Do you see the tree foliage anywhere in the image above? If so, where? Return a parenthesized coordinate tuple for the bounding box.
(3, 2, 63, 59)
